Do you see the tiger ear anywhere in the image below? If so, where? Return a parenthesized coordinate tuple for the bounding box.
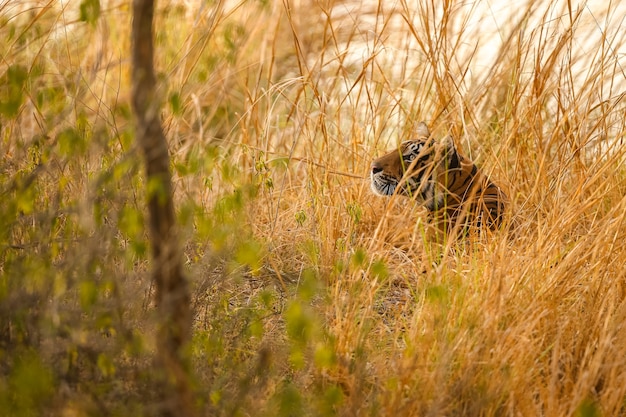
(441, 135, 456, 152)
(441, 135, 460, 168)
(415, 122, 430, 138)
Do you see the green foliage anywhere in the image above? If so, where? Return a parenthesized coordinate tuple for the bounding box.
(346, 201, 362, 225)
(96, 353, 116, 378)
(235, 239, 265, 272)
(78, 280, 98, 311)
(0, 65, 28, 118)
(350, 247, 367, 268)
(296, 269, 319, 302)
(13, 177, 38, 216)
(294, 210, 307, 226)
(222, 23, 247, 64)
(314, 385, 344, 417)
(57, 126, 88, 157)
(276, 382, 303, 416)
(169, 91, 183, 116)
(425, 284, 449, 304)
(575, 399, 602, 417)
(117, 205, 147, 259)
(313, 343, 337, 369)
(285, 301, 313, 369)
(285, 301, 311, 345)
(0, 352, 55, 415)
(370, 258, 388, 280)
(79, 0, 100, 26)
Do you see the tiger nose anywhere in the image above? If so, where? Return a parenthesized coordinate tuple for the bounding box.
(371, 161, 383, 175)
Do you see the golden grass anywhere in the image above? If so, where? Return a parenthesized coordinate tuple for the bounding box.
(3, 0, 626, 415)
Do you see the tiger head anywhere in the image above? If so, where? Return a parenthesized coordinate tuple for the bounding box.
(370, 122, 506, 228)
(370, 122, 459, 211)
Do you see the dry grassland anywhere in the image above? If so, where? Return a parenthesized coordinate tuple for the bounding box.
(2, 0, 626, 415)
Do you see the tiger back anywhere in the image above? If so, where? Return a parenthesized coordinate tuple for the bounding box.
(370, 122, 506, 231)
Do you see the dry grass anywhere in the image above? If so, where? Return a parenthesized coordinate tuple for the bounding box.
(2, 0, 626, 415)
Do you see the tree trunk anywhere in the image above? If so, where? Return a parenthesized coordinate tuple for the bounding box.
(131, 1, 193, 415)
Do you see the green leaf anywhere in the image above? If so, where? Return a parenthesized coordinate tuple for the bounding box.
(371, 258, 388, 279)
(285, 301, 312, 346)
(247, 319, 264, 338)
(425, 285, 449, 303)
(575, 399, 601, 417)
(97, 353, 115, 377)
(269, 157, 289, 169)
(1, 352, 55, 415)
(147, 176, 169, 204)
(169, 92, 183, 115)
(16, 182, 37, 215)
(319, 385, 344, 415)
(295, 210, 307, 226)
(124, 330, 145, 357)
(351, 248, 367, 268)
(209, 390, 221, 406)
(288, 348, 305, 370)
(118, 204, 147, 261)
(174, 162, 189, 176)
(297, 269, 318, 301)
(0, 65, 28, 118)
(235, 239, 264, 271)
(57, 127, 87, 157)
(79, 280, 98, 310)
(118, 206, 144, 239)
(346, 201, 362, 224)
(79, 0, 100, 25)
(278, 382, 303, 416)
(259, 289, 274, 308)
(314, 343, 336, 368)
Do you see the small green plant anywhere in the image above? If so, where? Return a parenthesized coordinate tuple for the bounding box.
(295, 210, 307, 226)
(346, 201, 362, 225)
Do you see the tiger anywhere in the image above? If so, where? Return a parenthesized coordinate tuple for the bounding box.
(370, 122, 506, 231)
